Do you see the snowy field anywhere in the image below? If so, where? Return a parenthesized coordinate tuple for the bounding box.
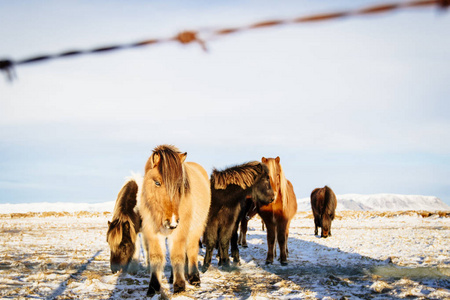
(1, 210, 449, 299)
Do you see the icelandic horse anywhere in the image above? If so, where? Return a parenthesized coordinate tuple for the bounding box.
(139, 145, 211, 296)
(202, 161, 274, 272)
(257, 157, 297, 265)
(310, 185, 337, 238)
(106, 174, 149, 273)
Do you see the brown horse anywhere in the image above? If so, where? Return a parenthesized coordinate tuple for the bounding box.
(106, 174, 148, 274)
(310, 185, 337, 238)
(255, 157, 297, 265)
(139, 145, 211, 296)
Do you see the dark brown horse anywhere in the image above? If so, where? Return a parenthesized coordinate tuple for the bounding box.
(310, 185, 337, 238)
(106, 175, 148, 273)
(140, 145, 211, 296)
(202, 161, 274, 272)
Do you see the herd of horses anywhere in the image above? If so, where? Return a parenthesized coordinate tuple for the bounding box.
(106, 144, 337, 296)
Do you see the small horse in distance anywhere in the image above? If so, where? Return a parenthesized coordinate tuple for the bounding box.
(310, 185, 337, 238)
(202, 161, 274, 272)
(256, 157, 298, 265)
(106, 175, 149, 274)
(139, 145, 211, 296)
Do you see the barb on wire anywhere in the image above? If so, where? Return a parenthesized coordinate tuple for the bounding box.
(0, 0, 447, 82)
(0, 60, 16, 82)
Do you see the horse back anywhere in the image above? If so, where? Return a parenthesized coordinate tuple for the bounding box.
(310, 187, 326, 216)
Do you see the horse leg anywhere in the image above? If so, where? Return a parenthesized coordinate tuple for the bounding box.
(202, 225, 217, 272)
(277, 219, 289, 265)
(168, 236, 187, 294)
(186, 237, 201, 286)
(128, 233, 141, 274)
(314, 216, 320, 236)
(238, 217, 249, 247)
(146, 235, 166, 297)
(231, 223, 240, 265)
(142, 235, 150, 273)
(218, 237, 231, 270)
(265, 221, 276, 264)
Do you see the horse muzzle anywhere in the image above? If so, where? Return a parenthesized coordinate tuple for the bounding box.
(163, 216, 179, 230)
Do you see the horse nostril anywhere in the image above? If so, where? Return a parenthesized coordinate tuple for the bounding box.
(163, 219, 170, 229)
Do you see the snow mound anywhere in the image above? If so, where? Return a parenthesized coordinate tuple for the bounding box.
(297, 194, 449, 212)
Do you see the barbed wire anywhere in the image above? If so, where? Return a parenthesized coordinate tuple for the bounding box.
(0, 0, 448, 81)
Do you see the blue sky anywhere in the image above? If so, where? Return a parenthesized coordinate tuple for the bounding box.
(1, 0, 449, 205)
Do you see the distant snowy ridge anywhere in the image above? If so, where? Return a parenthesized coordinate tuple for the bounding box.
(0, 201, 115, 214)
(297, 194, 450, 212)
(1, 194, 449, 214)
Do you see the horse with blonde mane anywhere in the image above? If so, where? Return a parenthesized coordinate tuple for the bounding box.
(106, 174, 149, 274)
(139, 145, 211, 296)
(256, 156, 297, 265)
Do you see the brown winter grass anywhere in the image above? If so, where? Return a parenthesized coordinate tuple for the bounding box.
(1, 210, 448, 219)
(0, 211, 112, 219)
(296, 210, 450, 220)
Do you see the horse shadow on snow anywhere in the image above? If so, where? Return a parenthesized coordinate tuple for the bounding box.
(105, 230, 449, 299)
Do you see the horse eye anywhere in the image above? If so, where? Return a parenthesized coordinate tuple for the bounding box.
(155, 181, 161, 187)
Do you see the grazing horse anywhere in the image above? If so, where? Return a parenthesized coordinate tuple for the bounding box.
(310, 185, 337, 238)
(255, 157, 298, 265)
(106, 175, 148, 274)
(202, 161, 274, 272)
(139, 145, 211, 296)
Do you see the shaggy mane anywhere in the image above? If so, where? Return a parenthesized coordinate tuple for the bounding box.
(264, 158, 289, 211)
(148, 144, 190, 200)
(212, 161, 262, 190)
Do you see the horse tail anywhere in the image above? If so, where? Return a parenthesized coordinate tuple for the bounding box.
(324, 186, 337, 218)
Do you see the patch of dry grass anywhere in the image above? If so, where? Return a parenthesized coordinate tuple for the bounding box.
(1, 211, 112, 219)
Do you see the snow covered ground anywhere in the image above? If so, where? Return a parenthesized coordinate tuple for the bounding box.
(1, 208, 449, 299)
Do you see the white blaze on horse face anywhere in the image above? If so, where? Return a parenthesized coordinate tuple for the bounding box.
(169, 213, 178, 229)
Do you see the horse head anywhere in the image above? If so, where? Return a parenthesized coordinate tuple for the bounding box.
(107, 219, 137, 273)
(261, 156, 282, 197)
(143, 145, 189, 234)
(251, 162, 275, 206)
(320, 212, 332, 238)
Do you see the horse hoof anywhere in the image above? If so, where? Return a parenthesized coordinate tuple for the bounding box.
(265, 261, 273, 265)
(280, 261, 288, 266)
(173, 280, 186, 294)
(201, 264, 209, 273)
(188, 274, 201, 287)
(147, 287, 158, 297)
(242, 244, 248, 248)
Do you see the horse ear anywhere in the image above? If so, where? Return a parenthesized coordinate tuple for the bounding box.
(145, 153, 160, 173)
(261, 157, 267, 163)
(275, 156, 280, 163)
(179, 152, 187, 163)
(108, 220, 111, 226)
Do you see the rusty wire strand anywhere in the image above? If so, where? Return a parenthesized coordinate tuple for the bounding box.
(0, 0, 447, 81)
